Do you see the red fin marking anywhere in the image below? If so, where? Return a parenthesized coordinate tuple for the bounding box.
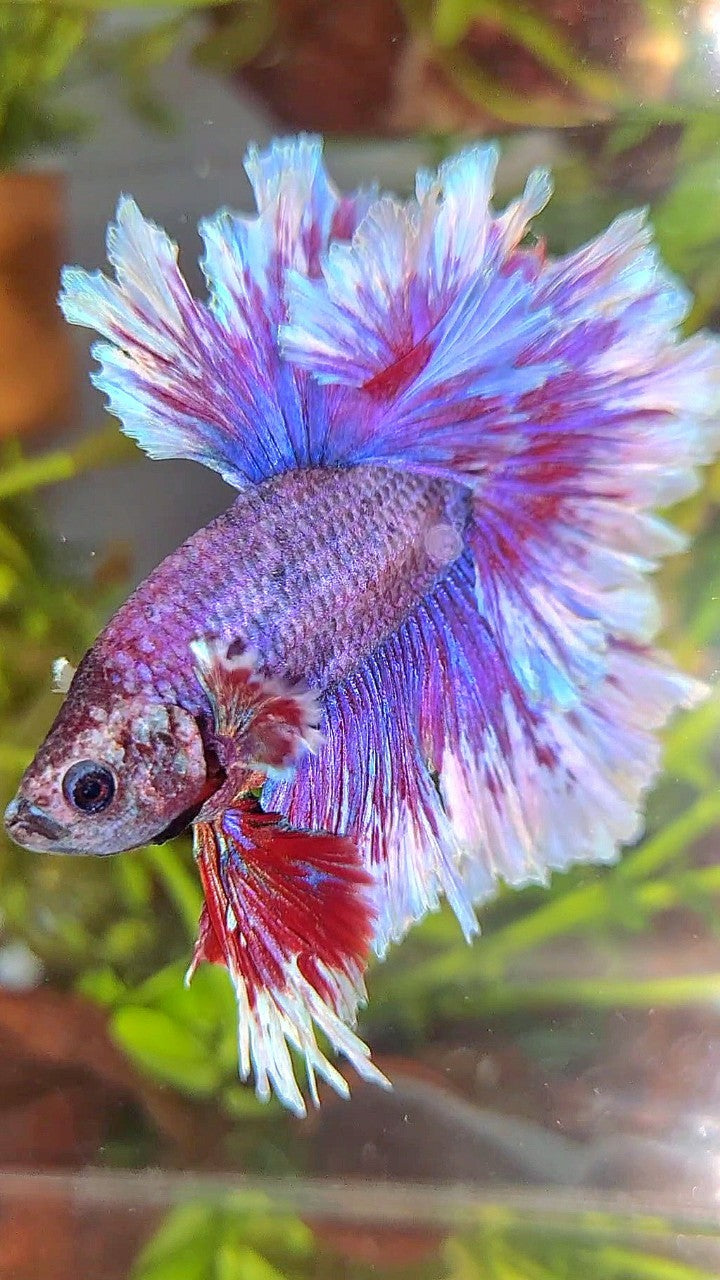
(191, 637, 322, 772)
(363, 335, 433, 400)
(187, 797, 387, 1116)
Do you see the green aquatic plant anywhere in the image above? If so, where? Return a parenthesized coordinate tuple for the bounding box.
(0, 5, 89, 170)
(0, 1, 239, 169)
(129, 1189, 720, 1280)
(442, 1214, 720, 1280)
(132, 1197, 315, 1280)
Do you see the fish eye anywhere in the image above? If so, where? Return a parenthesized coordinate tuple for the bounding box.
(62, 761, 116, 814)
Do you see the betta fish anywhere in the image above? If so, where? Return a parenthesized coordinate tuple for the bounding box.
(4, 137, 720, 1116)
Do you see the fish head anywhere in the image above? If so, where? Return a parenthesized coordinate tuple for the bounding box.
(4, 676, 209, 856)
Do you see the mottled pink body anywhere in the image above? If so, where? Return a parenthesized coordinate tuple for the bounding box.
(70, 464, 468, 720)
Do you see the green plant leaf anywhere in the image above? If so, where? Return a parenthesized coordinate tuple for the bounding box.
(0, 427, 136, 501)
(194, 2, 276, 71)
(218, 1246, 286, 1280)
(76, 966, 127, 1006)
(432, 0, 475, 46)
(131, 958, 236, 1040)
(432, 0, 624, 104)
(131, 1203, 219, 1280)
(653, 155, 720, 275)
(110, 1005, 223, 1093)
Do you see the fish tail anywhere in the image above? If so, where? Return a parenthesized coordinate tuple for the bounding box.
(264, 142, 719, 950)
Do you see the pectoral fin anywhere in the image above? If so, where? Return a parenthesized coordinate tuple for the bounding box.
(191, 637, 322, 778)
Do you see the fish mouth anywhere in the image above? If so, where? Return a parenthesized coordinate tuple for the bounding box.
(3, 795, 71, 852)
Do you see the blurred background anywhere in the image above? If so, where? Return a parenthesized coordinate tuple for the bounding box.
(2, 2, 720, 1278)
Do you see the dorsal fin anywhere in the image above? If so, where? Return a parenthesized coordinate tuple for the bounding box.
(59, 136, 375, 489)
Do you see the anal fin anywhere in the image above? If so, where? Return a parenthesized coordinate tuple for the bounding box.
(187, 797, 388, 1116)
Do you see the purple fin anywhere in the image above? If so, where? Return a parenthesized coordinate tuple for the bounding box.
(278, 144, 719, 863)
(265, 551, 704, 956)
(61, 137, 720, 504)
(282, 148, 720, 506)
(59, 137, 373, 487)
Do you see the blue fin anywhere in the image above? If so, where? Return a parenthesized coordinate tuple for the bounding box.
(61, 137, 720, 504)
(59, 136, 374, 487)
(265, 551, 704, 957)
(282, 149, 720, 499)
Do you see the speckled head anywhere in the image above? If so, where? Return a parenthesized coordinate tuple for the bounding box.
(4, 667, 209, 856)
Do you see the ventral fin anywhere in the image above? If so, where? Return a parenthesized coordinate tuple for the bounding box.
(191, 637, 322, 776)
(187, 797, 387, 1116)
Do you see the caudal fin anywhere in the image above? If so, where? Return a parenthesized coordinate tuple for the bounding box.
(264, 141, 718, 953)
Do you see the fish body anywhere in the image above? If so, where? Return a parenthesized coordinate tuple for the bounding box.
(5, 136, 720, 1114)
(83, 463, 467, 706)
(13, 464, 465, 863)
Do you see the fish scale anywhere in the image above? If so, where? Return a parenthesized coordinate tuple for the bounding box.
(90, 464, 468, 711)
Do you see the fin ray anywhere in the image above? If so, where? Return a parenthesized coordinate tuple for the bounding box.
(282, 149, 720, 500)
(191, 637, 321, 776)
(60, 138, 374, 487)
(265, 550, 703, 954)
(189, 798, 386, 1116)
(61, 137, 720, 499)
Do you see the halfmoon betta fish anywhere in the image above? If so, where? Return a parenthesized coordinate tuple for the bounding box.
(4, 137, 720, 1115)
